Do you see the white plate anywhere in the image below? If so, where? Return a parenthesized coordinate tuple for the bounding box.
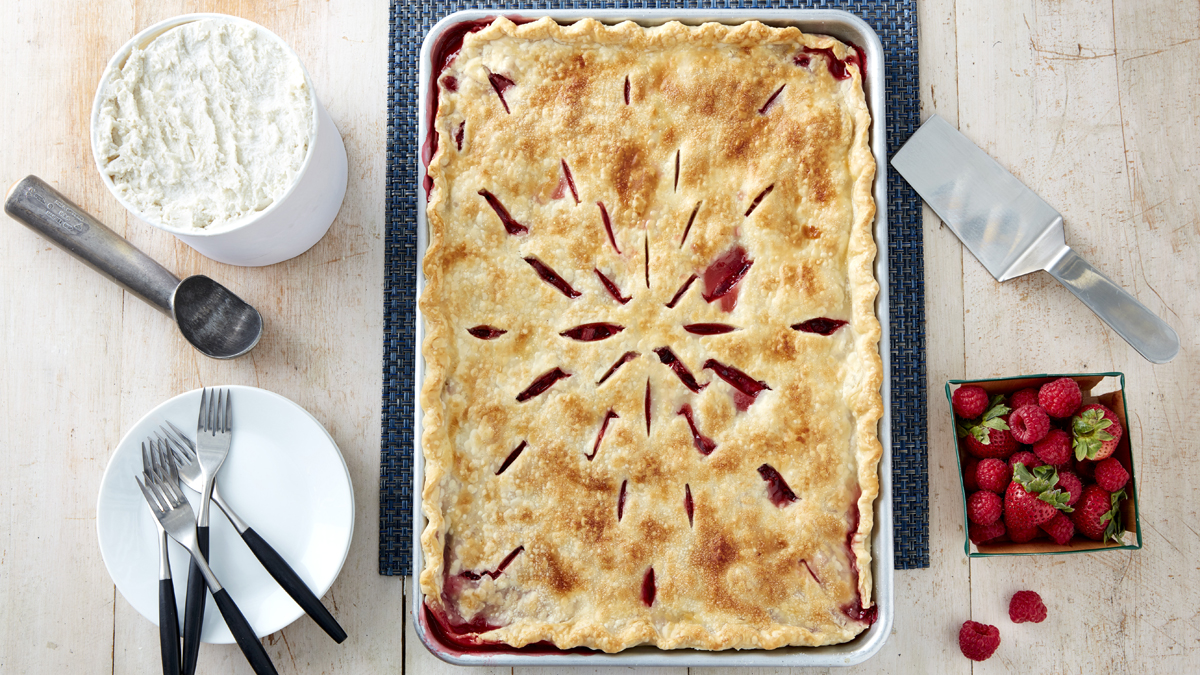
(97, 386, 354, 643)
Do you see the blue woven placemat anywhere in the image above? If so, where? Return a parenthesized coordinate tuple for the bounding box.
(382, 0, 928, 574)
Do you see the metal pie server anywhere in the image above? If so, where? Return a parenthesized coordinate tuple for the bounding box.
(891, 115, 1179, 364)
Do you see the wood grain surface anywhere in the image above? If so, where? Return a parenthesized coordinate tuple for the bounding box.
(0, 1, 1195, 673)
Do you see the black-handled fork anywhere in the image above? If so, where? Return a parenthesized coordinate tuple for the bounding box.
(141, 442, 180, 675)
(137, 443, 279, 675)
(158, 422, 347, 643)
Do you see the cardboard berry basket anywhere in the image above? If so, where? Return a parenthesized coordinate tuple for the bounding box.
(945, 373, 1142, 557)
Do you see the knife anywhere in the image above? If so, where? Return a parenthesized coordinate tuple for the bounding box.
(891, 115, 1179, 364)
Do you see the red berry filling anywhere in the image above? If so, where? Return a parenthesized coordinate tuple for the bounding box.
(597, 202, 621, 253)
(702, 246, 753, 311)
(665, 274, 697, 308)
(559, 322, 624, 342)
(678, 404, 716, 455)
(454, 121, 465, 150)
(791, 318, 848, 335)
(684, 484, 694, 526)
(673, 150, 681, 192)
(802, 559, 821, 584)
(516, 367, 571, 402)
(593, 268, 631, 304)
(467, 325, 506, 340)
(683, 323, 737, 335)
(744, 184, 774, 217)
(524, 257, 581, 298)
(441, 75, 459, 92)
(560, 159, 579, 203)
(495, 441, 526, 476)
(799, 46, 855, 80)
(617, 479, 628, 521)
(758, 84, 786, 114)
(596, 351, 638, 386)
(757, 464, 797, 507)
(623, 75, 630, 105)
(644, 380, 652, 436)
(679, 202, 700, 248)
(487, 72, 515, 113)
(478, 189, 528, 235)
(586, 409, 619, 461)
(644, 234, 651, 288)
(703, 359, 770, 400)
(461, 546, 524, 581)
(654, 347, 707, 393)
(641, 568, 656, 606)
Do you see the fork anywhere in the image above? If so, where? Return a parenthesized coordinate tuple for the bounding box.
(141, 441, 180, 675)
(158, 421, 347, 643)
(137, 445, 279, 675)
(181, 388, 233, 675)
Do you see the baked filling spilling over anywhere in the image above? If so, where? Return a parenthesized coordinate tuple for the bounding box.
(420, 17, 882, 653)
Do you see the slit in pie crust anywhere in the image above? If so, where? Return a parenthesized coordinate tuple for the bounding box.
(420, 16, 882, 653)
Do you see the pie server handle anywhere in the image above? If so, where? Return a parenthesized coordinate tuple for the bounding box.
(1046, 247, 1179, 364)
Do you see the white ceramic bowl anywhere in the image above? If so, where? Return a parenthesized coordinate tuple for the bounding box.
(90, 14, 347, 267)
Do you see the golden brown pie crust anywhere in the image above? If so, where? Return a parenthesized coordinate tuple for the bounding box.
(420, 17, 882, 652)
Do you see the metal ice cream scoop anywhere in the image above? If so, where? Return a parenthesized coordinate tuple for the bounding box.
(892, 115, 1179, 364)
(4, 176, 262, 359)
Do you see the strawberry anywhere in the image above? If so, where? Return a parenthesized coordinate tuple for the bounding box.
(1072, 404, 1123, 461)
(1009, 405, 1050, 444)
(975, 458, 1011, 494)
(1038, 377, 1082, 418)
(1094, 458, 1129, 492)
(968, 490, 1003, 525)
(952, 385, 989, 419)
(969, 520, 1006, 544)
(1004, 464, 1072, 530)
(957, 396, 1015, 459)
(1009, 387, 1040, 411)
(1070, 486, 1125, 543)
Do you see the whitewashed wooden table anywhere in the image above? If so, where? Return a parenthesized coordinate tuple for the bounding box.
(1, 1, 1196, 673)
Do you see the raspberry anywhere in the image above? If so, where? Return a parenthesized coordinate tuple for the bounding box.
(1008, 524, 1039, 543)
(968, 490, 1003, 525)
(958, 621, 1001, 661)
(1039, 377, 1082, 418)
(952, 385, 989, 419)
(1094, 458, 1130, 492)
(1032, 428, 1072, 466)
(965, 428, 1017, 459)
(1057, 470, 1084, 507)
(1008, 451, 1042, 471)
(1040, 512, 1075, 545)
(1008, 590, 1048, 623)
(1010, 388, 1040, 411)
(969, 520, 1006, 544)
(962, 457, 980, 491)
(975, 458, 1012, 494)
(1009, 405, 1050, 444)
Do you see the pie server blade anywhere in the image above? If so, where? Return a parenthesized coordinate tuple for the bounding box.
(891, 114, 1179, 364)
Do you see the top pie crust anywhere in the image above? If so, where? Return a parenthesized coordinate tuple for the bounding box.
(420, 17, 882, 653)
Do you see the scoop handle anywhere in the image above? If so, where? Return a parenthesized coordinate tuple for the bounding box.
(4, 175, 180, 315)
(1047, 247, 1180, 364)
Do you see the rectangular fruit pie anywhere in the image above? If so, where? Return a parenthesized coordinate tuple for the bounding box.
(419, 16, 883, 652)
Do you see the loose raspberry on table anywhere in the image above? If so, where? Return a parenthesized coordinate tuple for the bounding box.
(975, 458, 1012, 494)
(1057, 470, 1084, 507)
(1033, 428, 1072, 466)
(958, 621, 1001, 661)
(1010, 387, 1040, 411)
(1094, 458, 1130, 492)
(968, 490, 1003, 525)
(953, 385, 990, 419)
(969, 520, 1006, 544)
(1040, 512, 1075, 545)
(1009, 405, 1051, 444)
(1039, 377, 1082, 418)
(1009, 590, 1048, 623)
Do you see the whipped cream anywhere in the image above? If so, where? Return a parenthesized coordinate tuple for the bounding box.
(95, 19, 314, 230)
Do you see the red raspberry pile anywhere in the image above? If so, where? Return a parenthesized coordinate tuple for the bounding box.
(953, 378, 1131, 546)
